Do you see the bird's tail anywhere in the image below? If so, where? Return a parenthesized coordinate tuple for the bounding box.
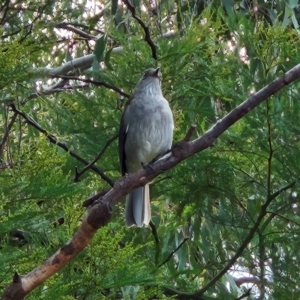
(125, 184, 151, 227)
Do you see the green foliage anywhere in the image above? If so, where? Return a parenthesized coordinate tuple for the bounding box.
(2, 0, 300, 299)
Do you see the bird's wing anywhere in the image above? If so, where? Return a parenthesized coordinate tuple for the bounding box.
(118, 102, 130, 176)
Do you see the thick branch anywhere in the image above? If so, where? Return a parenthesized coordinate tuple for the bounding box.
(3, 62, 300, 299)
(1, 202, 112, 300)
(33, 47, 123, 78)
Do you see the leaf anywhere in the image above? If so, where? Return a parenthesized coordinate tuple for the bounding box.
(267, 8, 278, 25)
(65, 50, 72, 62)
(93, 35, 107, 62)
(92, 56, 100, 73)
(289, 0, 298, 9)
(104, 48, 114, 70)
(111, 0, 118, 15)
(291, 8, 300, 33)
(222, 0, 235, 15)
(282, 3, 292, 28)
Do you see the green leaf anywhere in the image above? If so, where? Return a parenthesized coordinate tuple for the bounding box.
(282, 3, 292, 28)
(104, 48, 114, 70)
(92, 56, 100, 73)
(111, 0, 118, 15)
(93, 35, 107, 62)
(289, 0, 298, 9)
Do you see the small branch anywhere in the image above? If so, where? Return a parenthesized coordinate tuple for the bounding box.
(257, 232, 265, 300)
(74, 134, 118, 182)
(163, 286, 208, 300)
(0, 112, 18, 157)
(82, 189, 109, 207)
(23, 84, 90, 103)
(3, 83, 91, 105)
(266, 100, 273, 198)
(122, 0, 157, 60)
(149, 221, 160, 265)
(194, 181, 295, 296)
(10, 104, 114, 187)
(183, 125, 196, 141)
(55, 23, 98, 40)
(158, 238, 189, 268)
(0, 0, 10, 25)
(234, 288, 252, 300)
(54, 75, 130, 98)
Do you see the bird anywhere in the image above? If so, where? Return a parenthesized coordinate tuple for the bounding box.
(118, 68, 174, 227)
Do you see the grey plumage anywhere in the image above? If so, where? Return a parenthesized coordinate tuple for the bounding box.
(119, 68, 174, 227)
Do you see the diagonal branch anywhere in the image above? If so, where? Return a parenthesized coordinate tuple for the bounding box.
(3, 62, 300, 299)
(54, 75, 130, 98)
(122, 0, 157, 60)
(194, 181, 295, 296)
(10, 104, 114, 187)
(2, 84, 91, 105)
(158, 238, 189, 268)
(0, 112, 18, 157)
(74, 134, 118, 182)
(55, 23, 98, 40)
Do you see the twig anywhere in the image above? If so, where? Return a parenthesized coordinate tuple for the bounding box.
(257, 232, 265, 300)
(122, 0, 157, 60)
(55, 22, 100, 32)
(149, 221, 160, 265)
(10, 104, 114, 187)
(2, 84, 91, 105)
(163, 286, 208, 300)
(183, 125, 196, 141)
(158, 237, 189, 268)
(234, 288, 252, 300)
(0, 112, 18, 157)
(54, 75, 130, 98)
(194, 181, 295, 296)
(55, 23, 98, 40)
(23, 84, 90, 103)
(0, 0, 10, 25)
(74, 134, 118, 182)
(82, 189, 109, 207)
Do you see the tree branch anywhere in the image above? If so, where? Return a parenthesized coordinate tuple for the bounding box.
(74, 134, 118, 182)
(194, 181, 295, 296)
(3, 62, 300, 299)
(54, 75, 130, 98)
(32, 47, 123, 78)
(10, 104, 114, 187)
(234, 288, 252, 300)
(55, 23, 98, 40)
(158, 238, 189, 268)
(122, 0, 157, 60)
(0, 112, 18, 157)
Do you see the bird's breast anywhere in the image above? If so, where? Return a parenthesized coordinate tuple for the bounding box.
(124, 100, 173, 173)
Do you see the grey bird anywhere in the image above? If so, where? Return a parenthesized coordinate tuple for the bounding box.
(118, 68, 174, 227)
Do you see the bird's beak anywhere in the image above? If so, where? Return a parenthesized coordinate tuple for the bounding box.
(154, 67, 160, 77)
